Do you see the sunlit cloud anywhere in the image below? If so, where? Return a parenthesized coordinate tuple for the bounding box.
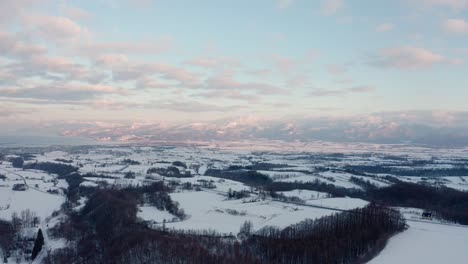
(370, 46, 463, 69)
(321, 0, 344, 15)
(443, 18, 468, 34)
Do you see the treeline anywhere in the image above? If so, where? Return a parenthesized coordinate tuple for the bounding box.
(367, 182, 468, 225)
(23, 162, 78, 177)
(47, 188, 226, 264)
(46, 197, 404, 264)
(205, 169, 272, 186)
(0, 220, 15, 260)
(245, 204, 406, 264)
(228, 163, 290, 171)
(147, 166, 192, 178)
(345, 165, 468, 177)
(265, 180, 363, 198)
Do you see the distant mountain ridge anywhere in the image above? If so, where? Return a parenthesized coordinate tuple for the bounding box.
(59, 112, 468, 147)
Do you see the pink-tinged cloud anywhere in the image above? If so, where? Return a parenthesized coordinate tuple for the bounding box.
(135, 76, 173, 90)
(321, 0, 344, 15)
(286, 74, 308, 87)
(205, 72, 287, 95)
(59, 3, 92, 21)
(0, 81, 128, 102)
(0, 0, 43, 25)
(194, 90, 261, 104)
(267, 49, 319, 73)
(186, 56, 241, 69)
(0, 30, 46, 58)
(77, 39, 171, 55)
(443, 19, 468, 34)
(26, 15, 88, 41)
(376, 23, 394, 32)
(413, 0, 468, 10)
(95, 54, 129, 66)
(371, 46, 463, 69)
(276, 0, 294, 9)
(310, 85, 376, 96)
(327, 64, 348, 75)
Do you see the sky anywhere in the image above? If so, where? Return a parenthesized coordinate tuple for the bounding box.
(1, 0, 468, 135)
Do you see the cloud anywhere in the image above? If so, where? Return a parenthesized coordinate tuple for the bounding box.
(286, 74, 309, 87)
(0, 31, 47, 58)
(59, 3, 92, 21)
(102, 60, 201, 87)
(321, 0, 344, 15)
(310, 85, 376, 96)
(154, 100, 242, 113)
(135, 76, 173, 90)
(204, 72, 287, 95)
(186, 56, 241, 69)
(443, 19, 468, 34)
(0, 0, 43, 25)
(412, 0, 468, 10)
(267, 49, 319, 73)
(276, 0, 294, 9)
(25, 15, 88, 41)
(0, 105, 34, 118)
(76, 39, 172, 56)
(376, 23, 394, 32)
(348, 85, 376, 92)
(95, 54, 129, 66)
(326, 64, 348, 75)
(0, 82, 127, 101)
(194, 90, 261, 104)
(371, 46, 463, 69)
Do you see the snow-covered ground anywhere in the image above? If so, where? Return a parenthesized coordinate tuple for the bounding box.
(2, 144, 468, 263)
(165, 191, 340, 234)
(138, 206, 175, 223)
(370, 221, 468, 264)
(0, 187, 64, 221)
(279, 189, 330, 200)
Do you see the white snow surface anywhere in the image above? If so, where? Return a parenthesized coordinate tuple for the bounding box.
(166, 191, 343, 234)
(138, 206, 175, 223)
(370, 221, 468, 264)
(0, 186, 64, 221)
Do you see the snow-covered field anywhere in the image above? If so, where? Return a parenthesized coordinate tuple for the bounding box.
(165, 191, 340, 234)
(370, 221, 468, 264)
(0, 187, 64, 221)
(1, 143, 468, 263)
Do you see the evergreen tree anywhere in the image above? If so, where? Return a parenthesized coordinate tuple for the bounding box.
(31, 229, 45, 260)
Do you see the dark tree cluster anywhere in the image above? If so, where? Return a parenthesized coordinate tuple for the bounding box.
(349, 176, 378, 191)
(121, 159, 141, 165)
(368, 182, 468, 225)
(244, 204, 406, 264)
(24, 162, 78, 177)
(205, 169, 272, 186)
(265, 180, 363, 198)
(54, 158, 73, 163)
(228, 163, 290, 171)
(10, 157, 24, 168)
(124, 171, 136, 179)
(172, 161, 187, 169)
(345, 164, 468, 177)
(147, 166, 192, 178)
(227, 189, 251, 200)
(47, 199, 404, 264)
(0, 220, 16, 260)
(31, 229, 44, 260)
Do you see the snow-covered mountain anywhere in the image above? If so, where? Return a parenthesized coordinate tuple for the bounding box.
(58, 112, 468, 146)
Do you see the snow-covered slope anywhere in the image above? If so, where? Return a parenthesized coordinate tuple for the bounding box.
(370, 221, 468, 264)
